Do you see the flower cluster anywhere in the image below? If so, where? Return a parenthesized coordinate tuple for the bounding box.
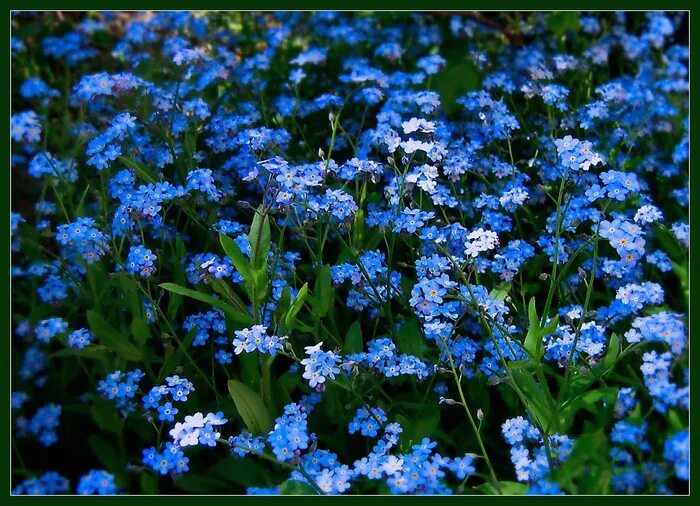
(232, 325, 287, 357)
(301, 342, 341, 390)
(501, 417, 574, 488)
(97, 369, 145, 413)
(169, 411, 227, 448)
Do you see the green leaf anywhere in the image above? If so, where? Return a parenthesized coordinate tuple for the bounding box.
(602, 333, 620, 373)
(280, 480, 318, 495)
(509, 361, 557, 432)
(50, 344, 111, 359)
(160, 283, 252, 325)
(274, 286, 292, 328)
(667, 409, 686, 432)
(174, 474, 232, 494)
(413, 409, 440, 441)
(248, 206, 271, 270)
(86, 310, 143, 361)
(345, 321, 363, 354)
(523, 297, 558, 359)
(238, 352, 262, 390)
(654, 225, 685, 262)
(396, 319, 424, 357)
(209, 456, 268, 487)
(352, 209, 365, 248)
(120, 156, 157, 183)
(140, 473, 159, 494)
(285, 283, 308, 330)
(489, 283, 511, 302)
(87, 434, 126, 475)
(75, 185, 92, 217)
(523, 297, 542, 358)
(117, 272, 141, 314)
(546, 12, 581, 35)
(434, 58, 480, 117)
(131, 317, 150, 345)
(90, 398, 124, 433)
(562, 387, 618, 426)
(671, 260, 689, 311)
(476, 481, 528, 495)
(227, 379, 273, 435)
(251, 267, 269, 306)
(220, 233, 252, 282)
(158, 327, 197, 381)
(312, 265, 333, 317)
(557, 430, 607, 486)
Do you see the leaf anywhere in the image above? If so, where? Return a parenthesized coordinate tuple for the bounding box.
(523, 297, 558, 359)
(90, 398, 124, 433)
(509, 361, 557, 432)
(352, 209, 365, 248)
(546, 12, 581, 35)
(557, 430, 607, 485)
(562, 387, 618, 426)
(248, 206, 271, 270)
(209, 456, 268, 487)
(396, 319, 424, 357)
(140, 473, 159, 494)
(87, 434, 126, 475)
(50, 345, 111, 359)
(489, 283, 511, 302)
(541, 317, 559, 337)
(238, 352, 261, 391)
(345, 321, 363, 354)
(476, 481, 528, 495)
(158, 327, 197, 381)
(174, 474, 232, 494)
(667, 409, 686, 432)
(227, 380, 273, 435)
(654, 224, 685, 262)
(602, 333, 620, 373)
(251, 268, 269, 306)
(280, 480, 318, 495)
(220, 233, 252, 282)
(671, 260, 689, 311)
(160, 283, 252, 325)
(117, 272, 141, 315)
(75, 185, 92, 217)
(412, 409, 440, 441)
(434, 58, 480, 117)
(120, 156, 157, 183)
(131, 317, 150, 345)
(86, 310, 143, 361)
(273, 286, 292, 328)
(523, 297, 543, 358)
(285, 283, 308, 330)
(312, 265, 333, 317)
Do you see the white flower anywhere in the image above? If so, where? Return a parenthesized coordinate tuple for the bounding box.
(303, 342, 324, 354)
(464, 228, 499, 257)
(184, 412, 207, 428)
(400, 139, 434, 154)
(402, 117, 436, 134)
(382, 455, 404, 475)
(179, 429, 200, 447)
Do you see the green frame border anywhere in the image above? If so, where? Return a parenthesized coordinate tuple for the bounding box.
(3, 2, 696, 503)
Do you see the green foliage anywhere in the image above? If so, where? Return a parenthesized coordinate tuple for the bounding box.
(160, 283, 253, 325)
(86, 310, 143, 361)
(227, 379, 274, 435)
